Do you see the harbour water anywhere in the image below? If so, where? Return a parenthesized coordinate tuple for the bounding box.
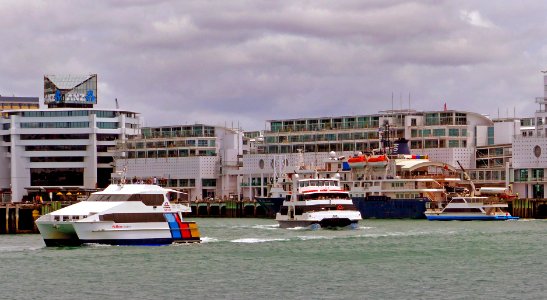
(1, 218, 546, 300)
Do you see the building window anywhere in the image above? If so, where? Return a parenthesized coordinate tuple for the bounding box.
(448, 140, 459, 148)
(487, 126, 494, 145)
(25, 145, 86, 151)
(21, 122, 90, 128)
(449, 129, 459, 136)
(518, 169, 528, 181)
(425, 113, 440, 126)
(433, 129, 446, 136)
(30, 168, 84, 186)
(202, 179, 217, 187)
(97, 122, 119, 129)
(424, 140, 438, 148)
(95, 111, 117, 118)
(532, 169, 544, 180)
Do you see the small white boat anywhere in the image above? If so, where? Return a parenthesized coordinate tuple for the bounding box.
(424, 196, 519, 221)
(275, 174, 362, 229)
(36, 183, 201, 246)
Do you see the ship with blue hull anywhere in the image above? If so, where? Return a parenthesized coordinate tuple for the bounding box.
(255, 196, 285, 218)
(352, 196, 430, 219)
(342, 137, 461, 219)
(254, 139, 463, 219)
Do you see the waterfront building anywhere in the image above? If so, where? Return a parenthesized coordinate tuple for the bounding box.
(238, 109, 498, 199)
(115, 124, 243, 202)
(0, 96, 40, 111)
(467, 117, 521, 188)
(259, 110, 493, 168)
(243, 131, 263, 154)
(511, 75, 547, 198)
(0, 75, 140, 203)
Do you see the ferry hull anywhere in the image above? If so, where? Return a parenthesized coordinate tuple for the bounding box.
(36, 221, 83, 247)
(78, 238, 200, 246)
(352, 196, 430, 219)
(73, 221, 201, 246)
(277, 219, 359, 229)
(426, 214, 520, 221)
(43, 239, 83, 247)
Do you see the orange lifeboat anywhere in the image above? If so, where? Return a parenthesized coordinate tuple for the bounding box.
(367, 154, 388, 167)
(347, 155, 367, 169)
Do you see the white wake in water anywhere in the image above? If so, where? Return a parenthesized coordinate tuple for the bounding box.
(297, 235, 331, 241)
(200, 237, 219, 243)
(230, 238, 289, 243)
(251, 224, 279, 230)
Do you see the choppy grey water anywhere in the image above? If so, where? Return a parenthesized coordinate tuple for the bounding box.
(0, 218, 545, 300)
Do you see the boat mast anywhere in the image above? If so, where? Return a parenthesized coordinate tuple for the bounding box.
(457, 160, 475, 197)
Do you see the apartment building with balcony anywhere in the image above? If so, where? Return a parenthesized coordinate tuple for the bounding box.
(115, 124, 243, 201)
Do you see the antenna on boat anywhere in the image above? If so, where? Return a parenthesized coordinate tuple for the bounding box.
(380, 120, 392, 155)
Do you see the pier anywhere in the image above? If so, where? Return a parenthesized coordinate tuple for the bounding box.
(509, 198, 547, 219)
(3, 197, 545, 235)
(188, 199, 269, 218)
(1, 203, 44, 234)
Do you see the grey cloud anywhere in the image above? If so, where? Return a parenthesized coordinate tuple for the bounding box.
(0, 0, 546, 130)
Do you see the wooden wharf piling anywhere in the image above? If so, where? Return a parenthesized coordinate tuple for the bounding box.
(509, 198, 547, 219)
(187, 199, 268, 218)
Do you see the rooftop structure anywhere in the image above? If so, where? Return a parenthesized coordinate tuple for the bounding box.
(44, 74, 97, 108)
(0, 96, 39, 111)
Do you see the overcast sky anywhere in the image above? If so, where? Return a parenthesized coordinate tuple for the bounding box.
(1, 0, 546, 131)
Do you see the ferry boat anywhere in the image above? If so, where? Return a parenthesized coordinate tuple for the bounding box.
(345, 138, 461, 219)
(255, 151, 314, 218)
(253, 139, 461, 220)
(36, 183, 201, 246)
(347, 155, 458, 219)
(275, 173, 362, 229)
(254, 181, 287, 218)
(424, 196, 519, 221)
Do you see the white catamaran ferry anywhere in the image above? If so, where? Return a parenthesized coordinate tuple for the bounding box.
(424, 196, 519, 221)
(275, 173, 362, 229)
(36, 183, 201, 246)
